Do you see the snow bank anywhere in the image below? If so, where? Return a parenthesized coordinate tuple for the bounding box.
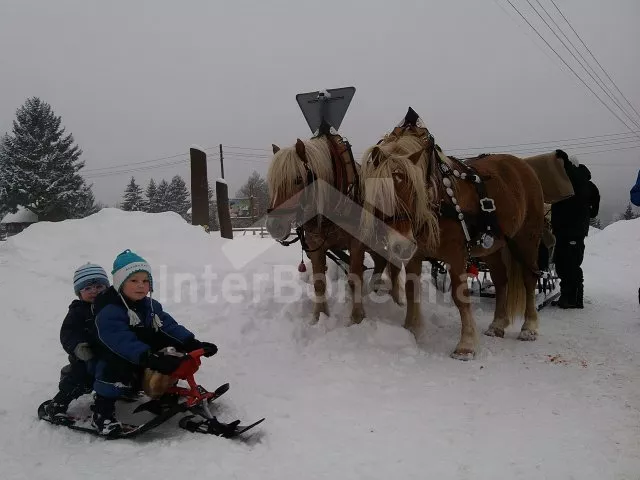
(0, 209, 638, 479)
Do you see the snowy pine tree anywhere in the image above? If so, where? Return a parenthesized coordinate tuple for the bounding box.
(0, 97, 95, 221)
(156, 179, 170, 212)
(145, 179, 159, 213)
(236, 171, 269, 218)
(121, 177, 146, 211)
(621, 202, 639, 220)
(589, 217, 602, 229)
(167, 175, 190, 219)
(76, 189, 101, 217)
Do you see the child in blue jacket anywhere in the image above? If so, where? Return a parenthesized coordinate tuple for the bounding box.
(45, 263, 110, 420)
(90, 249, 217, 435)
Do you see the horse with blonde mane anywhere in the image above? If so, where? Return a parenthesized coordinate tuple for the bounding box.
(359, 109, 545, 360)
(266, 135, 402, 324)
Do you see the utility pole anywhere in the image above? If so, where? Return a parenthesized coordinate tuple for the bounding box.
(219, 144, 225, 179)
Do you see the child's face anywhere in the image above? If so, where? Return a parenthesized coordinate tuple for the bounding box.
(79, 283, 107, 303)
(122, 272, 151, 301)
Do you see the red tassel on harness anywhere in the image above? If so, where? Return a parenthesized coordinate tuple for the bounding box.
(298, 261, 307, 273)
(467, 263, 479, 278)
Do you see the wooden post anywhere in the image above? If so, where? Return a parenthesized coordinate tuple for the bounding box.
(216, 180, 233, 239)
(189, 147, 209, 228)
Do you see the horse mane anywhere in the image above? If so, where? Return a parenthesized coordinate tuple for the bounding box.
(359, 132, 440, 250)
(266, 137, 334, 210)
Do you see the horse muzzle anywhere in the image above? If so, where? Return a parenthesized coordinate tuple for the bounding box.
(265, 215, 294, 242)
(387, 230, 418, 262)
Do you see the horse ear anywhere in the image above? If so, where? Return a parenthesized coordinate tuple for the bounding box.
(295, 139, 307, 163)
(272, 144, 280, 154)
(408, 149, 423, 164)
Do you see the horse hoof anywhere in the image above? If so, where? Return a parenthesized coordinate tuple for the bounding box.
(484, 327, 505, 338)
(351, 312, 365, 324)
(518, 330, 538, 341)
(451, 349, 475, 361)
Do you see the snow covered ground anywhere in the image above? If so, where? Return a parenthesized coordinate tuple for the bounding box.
(0, 209, 638, 480)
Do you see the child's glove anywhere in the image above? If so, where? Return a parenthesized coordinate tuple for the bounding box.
(183, 338, 218, 357)
(141, 350, 185, 375)
(200, 342, 218, 357)
(73, 342, 94, 361)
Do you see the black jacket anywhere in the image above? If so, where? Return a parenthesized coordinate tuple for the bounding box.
(60, 299, 95, 356)
(551, 162, 600, 238)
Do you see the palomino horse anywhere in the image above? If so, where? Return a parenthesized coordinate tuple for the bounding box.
(359, 111, 545, 359)
(265, 135, 402, 323)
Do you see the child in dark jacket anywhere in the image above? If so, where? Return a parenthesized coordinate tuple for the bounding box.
(90, 249, 216, 435)
(45, 263, 110, 419)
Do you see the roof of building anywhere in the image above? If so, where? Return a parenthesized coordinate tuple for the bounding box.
(1, 206, 39, 224)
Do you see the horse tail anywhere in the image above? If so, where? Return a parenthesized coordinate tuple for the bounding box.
(502, 242, 527, 324)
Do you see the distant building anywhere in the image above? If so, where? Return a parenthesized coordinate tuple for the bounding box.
(1, 206, 39, 237)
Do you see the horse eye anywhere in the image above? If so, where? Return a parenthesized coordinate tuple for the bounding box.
(393, 173, 403, 184)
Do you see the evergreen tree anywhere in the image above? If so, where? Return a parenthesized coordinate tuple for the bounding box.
(0, 97, 94, 221)
(236, 171, 269, 218)
(156, 179, 170, 212)
(121, 176, 146, 211)
(145, 179, 159, 213)
(589, 217, 602, 229)
(621, 202, 639, 220)
(167, 175, 190, 219)
(76, 188, 101, 217)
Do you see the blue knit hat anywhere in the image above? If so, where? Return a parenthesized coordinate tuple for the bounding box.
(112, 249, 153, 292)
(73, 263, 110, 296)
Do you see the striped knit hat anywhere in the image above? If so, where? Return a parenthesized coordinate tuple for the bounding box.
(73, 263, 110, 296)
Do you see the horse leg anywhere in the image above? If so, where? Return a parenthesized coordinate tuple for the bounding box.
(515, 233, 542, 341)
(369, 251, 387, 293)
(518, 270, 539, 341)
(403, 256, 423, 337)
(449, 259, 478, 360)
(483, 252, 510, 338)
(388, 261, 404, 305)
(348, 241, 366, 324)
(308, 250, 329, 323)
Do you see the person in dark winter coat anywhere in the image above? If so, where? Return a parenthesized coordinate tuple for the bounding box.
(631, 170, 640, 207)
(631, 170, 640, 304)
(551, 154, 600, 308)
(90, 249, 217, 436)
(44, 263, 110, 420)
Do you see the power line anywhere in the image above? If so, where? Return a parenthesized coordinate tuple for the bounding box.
(526, 0, 640, 130)
(84, 159, 188, 179)
(503, 0, 640, 138)
(549, 0, 640, 125)
(81, 128, 640, 179)
(533, 0, 639, 126)
(83, 152, 188, 174)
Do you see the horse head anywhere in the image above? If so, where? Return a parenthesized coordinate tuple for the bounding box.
(360, 132, 440, 262)
(265, 137, 333, 241)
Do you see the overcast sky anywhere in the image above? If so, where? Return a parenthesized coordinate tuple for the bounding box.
(1, 0, 638, 223)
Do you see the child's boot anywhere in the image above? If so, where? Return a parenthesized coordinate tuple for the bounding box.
(91, 395, 122, 436)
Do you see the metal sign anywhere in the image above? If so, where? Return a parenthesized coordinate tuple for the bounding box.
(296, 87, 356, 135)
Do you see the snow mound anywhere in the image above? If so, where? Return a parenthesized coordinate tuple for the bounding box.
(0, 209, 638, 479)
